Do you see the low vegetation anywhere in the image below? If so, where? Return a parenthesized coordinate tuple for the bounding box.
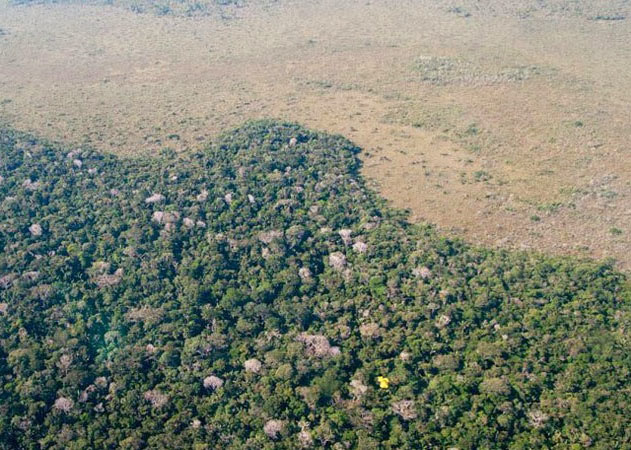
(9, 0, 250, 17)
(8, 0, 630, 19)
(1, 121, 630, 448)
(412, 56, 547, 87)
(2, 0, 630, 268)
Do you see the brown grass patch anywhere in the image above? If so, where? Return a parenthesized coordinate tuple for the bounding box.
(1, 0, 630, 267)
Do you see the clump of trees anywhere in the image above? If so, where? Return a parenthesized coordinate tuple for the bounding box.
(0, 121, 630, 448)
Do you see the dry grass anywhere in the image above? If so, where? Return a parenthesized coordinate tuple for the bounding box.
(1, 0, 630, 268)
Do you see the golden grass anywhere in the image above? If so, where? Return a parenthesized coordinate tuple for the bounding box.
(1, 0, 630, 267)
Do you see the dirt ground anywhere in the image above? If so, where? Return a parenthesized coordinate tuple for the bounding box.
(1, 0, 630, 268)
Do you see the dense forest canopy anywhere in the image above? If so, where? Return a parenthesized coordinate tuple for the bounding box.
(0, 121, 630, 448)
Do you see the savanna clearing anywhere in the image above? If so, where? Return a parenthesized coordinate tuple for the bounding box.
(1, 0, 630, 267)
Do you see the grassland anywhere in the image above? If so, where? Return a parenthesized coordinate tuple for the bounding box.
(0, 0, 630, 268)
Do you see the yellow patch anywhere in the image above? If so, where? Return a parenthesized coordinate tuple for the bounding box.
(377, 376, 390, 389)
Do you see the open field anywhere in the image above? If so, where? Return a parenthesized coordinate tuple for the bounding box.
(1, 0, 630, 267)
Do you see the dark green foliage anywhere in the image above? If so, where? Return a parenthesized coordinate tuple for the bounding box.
(0, 121, 630, 448)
